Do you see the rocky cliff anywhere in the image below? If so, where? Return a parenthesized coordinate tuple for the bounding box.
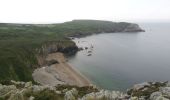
(123, 23, 145, 32)
(36, 40, 78, 66)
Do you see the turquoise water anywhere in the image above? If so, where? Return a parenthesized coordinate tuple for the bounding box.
(68, 23, 170, 91)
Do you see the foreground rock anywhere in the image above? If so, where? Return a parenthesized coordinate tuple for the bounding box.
(127, 82, 169, 100)
(81, 90, 126, 100)
(1, 80, 170, 100)
(0, 80, 97, 100)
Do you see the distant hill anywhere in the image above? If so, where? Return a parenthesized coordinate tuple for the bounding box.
(0, 20, 144, 39)
(58, 20, 144, 37)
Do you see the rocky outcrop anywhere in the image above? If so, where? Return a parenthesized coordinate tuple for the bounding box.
(123, 23, 145, 32)
(127, 82, 169, 100)
(37, 41, 78, 56)
(80, 82, 170, 100)
(1, 81, 170, 100)
(0, 80, 97, 100)
(65, 88, 78, 100)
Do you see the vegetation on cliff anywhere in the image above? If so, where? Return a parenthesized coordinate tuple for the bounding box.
(0, 20, 144, 82)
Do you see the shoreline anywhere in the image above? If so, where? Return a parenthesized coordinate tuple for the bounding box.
(33, 52, 91, 87)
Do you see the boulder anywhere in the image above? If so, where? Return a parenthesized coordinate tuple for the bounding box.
(29, 96, 35, 100)
(64, 88, 78, 100)
(150, 92, 162, 100)
(8, 91, 24, 100)
(0, 84, 17, 98)
(127, 82, 167, 99)
(24, 82, 32, 88)
(159, 87, 170, 98)
(134, 82, 150, 90)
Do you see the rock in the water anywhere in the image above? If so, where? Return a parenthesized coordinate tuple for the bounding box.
(87, 51, 92, 53)
(78, 47, 84, 51)
(87, 54, 92, 56)
(85, 47, 88, 50)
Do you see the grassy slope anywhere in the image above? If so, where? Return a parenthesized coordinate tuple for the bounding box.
(0, 20, 138, 82)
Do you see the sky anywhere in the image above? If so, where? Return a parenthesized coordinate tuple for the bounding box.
(0, 0, 170, 23)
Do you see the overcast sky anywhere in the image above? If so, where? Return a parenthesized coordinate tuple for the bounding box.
(0, 0, 170, 23)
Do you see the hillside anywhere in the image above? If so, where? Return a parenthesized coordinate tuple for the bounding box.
(0, 20, 144, 82)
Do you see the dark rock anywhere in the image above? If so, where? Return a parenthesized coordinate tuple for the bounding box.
(85, 47, 88, 50)
(39, 41, 79, 56)
(78, 47, 84, 51)
(47, 59, 59, 66)
(58, 45, 78, 56)
(88, 51, 92, 53)
(36, 40, 79, 66)
(87, 54, 92, 56)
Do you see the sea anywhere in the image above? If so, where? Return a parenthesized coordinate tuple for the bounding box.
(68, 23, 170, 91)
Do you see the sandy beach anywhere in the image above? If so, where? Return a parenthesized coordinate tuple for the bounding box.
(32, 53, 91, 87)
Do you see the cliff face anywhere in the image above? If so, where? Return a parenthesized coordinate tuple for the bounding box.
(36, 40, 78, 66)
(123, 23, 145, 32)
